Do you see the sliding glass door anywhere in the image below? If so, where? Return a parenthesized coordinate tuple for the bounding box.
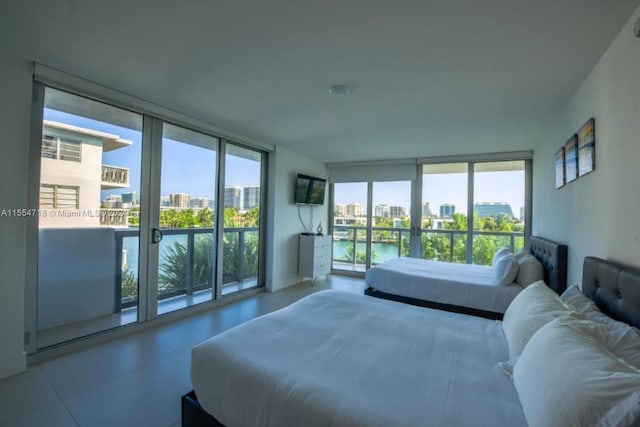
(331, 180, 413, 272)
(332, 182, 369, 272)
(30, 84, 267, 351)
(155, 123, 219, 315)
(36, 87, 144, 348)
(221, 144, 264, 296)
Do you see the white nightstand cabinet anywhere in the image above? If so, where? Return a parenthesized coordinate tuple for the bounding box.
(298, 234, 332, 280)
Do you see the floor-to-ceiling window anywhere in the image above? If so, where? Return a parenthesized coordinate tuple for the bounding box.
(332, 182, 369, 272)
(156, 123, 219, 315)
(420, 163, 469, 263)
(221, 144, 264, 296)
(371, 181, 411, 265)
(420, 158, 529, 265)
(28, 81, 268, 351)
(36, 87, 144, 347)
(472, 160, 526, 265)
(329, 157, 530, 275)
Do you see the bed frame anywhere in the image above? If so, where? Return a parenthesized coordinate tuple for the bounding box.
(182, 255, 640, 427)
(582, 256, 640, 329)
(364, 235, 568, 320)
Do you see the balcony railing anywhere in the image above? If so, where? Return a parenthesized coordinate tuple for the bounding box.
(100, 209, 129, 227)
(101, 164, 130, 188)
(114, 227, 259, 312)
(332, 225, 524, 269)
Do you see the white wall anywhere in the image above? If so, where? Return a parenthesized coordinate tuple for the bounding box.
(533, 7, 640, 287)
(0, 52, 31, 378)
(266, 146, 327, 292)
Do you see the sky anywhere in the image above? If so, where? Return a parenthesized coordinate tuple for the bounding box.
(334, 170, 525, 217)
(44, 109, 261, 201)
(44, 107, 523, 216)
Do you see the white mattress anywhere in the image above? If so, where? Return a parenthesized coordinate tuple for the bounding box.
(191, 290, 526, 427)
(365, 257, 523, 313)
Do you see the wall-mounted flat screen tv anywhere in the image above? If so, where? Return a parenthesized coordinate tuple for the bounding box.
(295, 174, 326, 205)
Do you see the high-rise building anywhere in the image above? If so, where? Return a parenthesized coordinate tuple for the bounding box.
(440, 204, 455, 217)
(121, 192, 139, 206)
(422, 202, 432, 217)
(474, 202, 514, 218)
(190, 197, 210, 209)
(389, 205, 406, 217)
(103, 194, 123, 209)
(520, 207, 525, 221)
(243, 186, 260, 210)
(224, 186, 242, 209)
(160, 196, 171, 207)
(374, 204, 390, 217)
(334, 204, 347, 216)
(170, 193, 190, 209)
(346, 203, 363, 217)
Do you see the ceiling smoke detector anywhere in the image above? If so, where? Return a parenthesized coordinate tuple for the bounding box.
(328, 85, 350, 96)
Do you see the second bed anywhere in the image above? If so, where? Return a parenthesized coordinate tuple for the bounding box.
(364, 235, 567, 318)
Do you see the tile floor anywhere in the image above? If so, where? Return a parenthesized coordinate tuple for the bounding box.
(0, 275, 365, 427)
(39, 279, 259, 348)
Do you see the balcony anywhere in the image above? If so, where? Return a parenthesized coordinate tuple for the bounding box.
(115, 227, 259, 312)
(100, 209, 129, 227)
(101, 164, 130, 189)
(332, 225, 525, 271)
(37, 226, 260, 347)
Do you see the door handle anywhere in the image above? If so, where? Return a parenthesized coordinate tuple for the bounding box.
(151, 228, 163, 244)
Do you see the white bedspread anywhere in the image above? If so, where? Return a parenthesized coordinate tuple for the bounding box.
(191, 290, 526, 427)
(365, 257, 523, 313)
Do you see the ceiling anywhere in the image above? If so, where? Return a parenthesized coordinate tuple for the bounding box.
(1, 0, 638, 163)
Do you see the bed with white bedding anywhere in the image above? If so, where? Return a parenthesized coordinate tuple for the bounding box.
(364, 257, 522, 314)
(191, 290, 527, 427)
(365, 235, 567, 318)
(185, 256, 640, 427)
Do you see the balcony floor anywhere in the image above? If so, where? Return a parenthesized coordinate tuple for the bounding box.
(38, 279, 258, 349)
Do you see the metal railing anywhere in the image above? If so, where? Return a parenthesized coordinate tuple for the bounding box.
(101, 164, 130, 187)
(332, 225, 412, 269)
(332, 225, 524, 268)
(114, 226, 259, 312)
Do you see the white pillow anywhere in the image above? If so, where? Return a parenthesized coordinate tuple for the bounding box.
(514, 246, 530, 261)
(513, 317, 640, 427)
(492, 253, 518, 286)
(502, 281, 574, 361)
(561, 285, 640, 368)
(560, 285, 596, 313)
(492, 246, 512, 266)
(515, 254, 544, 287)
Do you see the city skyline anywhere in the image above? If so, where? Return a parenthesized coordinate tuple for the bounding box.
(335, 201, 521, 219)
(45, 110, 524, 218)
(44, 109, 262, 203)
(102, 185, 261, 211)
(333, 171, 525, 218)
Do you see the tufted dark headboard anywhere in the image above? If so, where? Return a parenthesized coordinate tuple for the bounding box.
(528, 236, 568, 295)
(582, 257, 640, 329)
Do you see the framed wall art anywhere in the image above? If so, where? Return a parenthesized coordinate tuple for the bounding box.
(555, 146, 565, 189)
(578, 118, 595, 177)
(565, 134, 579, 184)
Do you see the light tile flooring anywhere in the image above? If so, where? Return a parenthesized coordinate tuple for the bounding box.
(39, 279, 260, 348)
(0, 275, 365, 427)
